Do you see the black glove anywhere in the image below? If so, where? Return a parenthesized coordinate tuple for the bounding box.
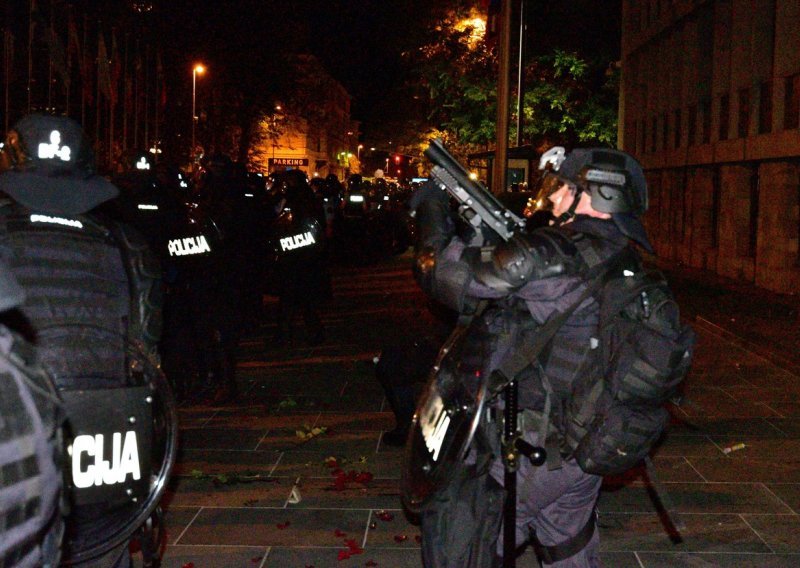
(411, 181, 454, 252)
(408, 179, 449, 212)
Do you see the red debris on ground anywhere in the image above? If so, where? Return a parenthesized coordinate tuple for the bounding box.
(345, 539, 364, 554)
(276, 521, 291, 529)
(334, 529, 347, 537)
(331, 469, 375, 491)
(393, 534, 408, 543)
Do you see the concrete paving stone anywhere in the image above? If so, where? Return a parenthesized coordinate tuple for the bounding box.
(598, 482, 793, 514)
(177, 408, 220, 428)
(742, 514, 800, 553)
(765, 418, 800, 437)
(287, 477, 402, 510)
(177, 507, 371, 547)
(707, 436, 800, 460)
(313, 394, 385, 413)
(764, 484, 800, 514)
(173, 449, 283, 476)
(263, 546, 423, 568)
(363, 509, 421, 548)
(163, 475, 294, 508)
(266, 429, 382, 454)
(668, 416, 786, 437)
(202, 410, 323, 431)
(769, 403, 800, 418)
(597, 551, 645, 567)
(678, 396, 782, 419)
(653, 434, 723, 458)
(602, 456, 706, 487)
(722, 385, 800, 403)
(598, 512, 772, 553)
(636, 551, 800, 567)
(315, 411, 396, 432)
(158, 505, 202, 546)
(146, 545, 268, 567)
(269, 449, 404, 480)
(179, 428, 268, 451)
(687, 455, 800, 483)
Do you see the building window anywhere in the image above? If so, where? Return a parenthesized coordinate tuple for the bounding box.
(738, 88, 750, 138)
(711, 166, 721, 249)
(674, 108, 682, 149)
(719, 94, 730, 141)
(785, 74, 800, 130)
(758, 81, 773, 134)
(641, 1, 649, 30)
(701, 99, 711, 144)
(747, 167, 759, 258)
(688, 104, 697, 146)
(636, 119, 644, 156)
(651, 116, 658, 153)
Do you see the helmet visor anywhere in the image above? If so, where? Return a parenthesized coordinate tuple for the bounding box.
(533, 173, 572, 211)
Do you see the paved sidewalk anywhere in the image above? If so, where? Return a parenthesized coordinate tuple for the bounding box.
(146, 253, 800, 567)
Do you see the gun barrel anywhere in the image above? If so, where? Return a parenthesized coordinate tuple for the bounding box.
(424, 139, 524, 241)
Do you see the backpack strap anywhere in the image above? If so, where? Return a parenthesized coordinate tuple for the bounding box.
(486, 252, 621, 396)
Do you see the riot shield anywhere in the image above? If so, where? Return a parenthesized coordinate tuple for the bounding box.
(401, 325, 489, 513)
(36, 324, 178, 565)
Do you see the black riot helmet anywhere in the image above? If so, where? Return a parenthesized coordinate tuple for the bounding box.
(536, 146, 652, 251)
(0, 114, 119, 215)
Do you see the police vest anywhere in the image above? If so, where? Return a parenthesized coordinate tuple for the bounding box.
(0, 200, 172, 563)
(0, 203, 162, 383)
(272, 214, 323, 260)
(0, 325, 63, 568)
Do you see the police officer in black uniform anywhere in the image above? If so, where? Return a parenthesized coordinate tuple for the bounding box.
(409, 147, 654, 567)
(0, 114, 174, 567)
(270, 169, 328, 345)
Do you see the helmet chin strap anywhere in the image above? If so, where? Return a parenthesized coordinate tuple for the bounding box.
(554, 187, 583, 225)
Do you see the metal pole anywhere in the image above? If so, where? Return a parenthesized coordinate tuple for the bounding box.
(491, 0, 513, 195)
(191, 68, 196, 166)
(515, 0, 526, 148)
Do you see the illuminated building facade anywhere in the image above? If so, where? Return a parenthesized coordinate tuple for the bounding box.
(249, 55, 360, 180)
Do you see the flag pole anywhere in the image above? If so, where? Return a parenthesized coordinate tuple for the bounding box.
(3, 29, 11, 131)
(27, 0, 34, 113)
(122, 33, 128, 150)
(144, 43, 150, 152)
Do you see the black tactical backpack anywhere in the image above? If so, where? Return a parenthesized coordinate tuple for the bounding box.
(564, 251, 696, 476)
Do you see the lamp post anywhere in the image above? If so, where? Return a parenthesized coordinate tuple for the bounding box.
(357, 144, 363, 160)
(191, 63, 205, 166)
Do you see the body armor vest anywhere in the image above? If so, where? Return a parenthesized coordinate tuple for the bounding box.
(0, 325, 63, 568)
(0, 200, 173, 564)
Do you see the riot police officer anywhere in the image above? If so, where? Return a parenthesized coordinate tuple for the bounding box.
(270, 169, 328, 345)
(0, 114, 175, 567)
(409, 147, 654, 567)
(0, 263, 63, 568)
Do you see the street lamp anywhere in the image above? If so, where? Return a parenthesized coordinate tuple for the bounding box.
(191, 63, 205, 166)
(357, 144, 364, 160)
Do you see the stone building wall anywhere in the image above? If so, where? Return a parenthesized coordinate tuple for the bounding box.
(621, 0, 800, 293)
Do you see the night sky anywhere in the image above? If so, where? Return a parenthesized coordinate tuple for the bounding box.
(162, 0, 622, 140)
(1, 0, 622, 141)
